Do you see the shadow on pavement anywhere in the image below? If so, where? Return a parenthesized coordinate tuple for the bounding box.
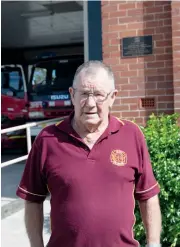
(1, 155, 25, 199)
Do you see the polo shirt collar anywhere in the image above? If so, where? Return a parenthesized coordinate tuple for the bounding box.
(55, 111, 124, 137)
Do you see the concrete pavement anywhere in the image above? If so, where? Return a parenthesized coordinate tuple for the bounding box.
(1, 200, 51, 247)
(1, 154, 51, 247)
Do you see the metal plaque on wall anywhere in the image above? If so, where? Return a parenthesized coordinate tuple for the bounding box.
(121, 35, 153, 58)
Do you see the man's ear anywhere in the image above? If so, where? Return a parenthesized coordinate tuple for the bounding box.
(110, 89, 118, 107)
(69, 87, 74, 105)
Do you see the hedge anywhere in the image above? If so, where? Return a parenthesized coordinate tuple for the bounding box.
(134, 113, 180, 247)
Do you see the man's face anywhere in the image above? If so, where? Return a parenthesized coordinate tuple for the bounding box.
(69, 69, 117, 127)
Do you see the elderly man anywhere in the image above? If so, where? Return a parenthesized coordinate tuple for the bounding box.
(16, 61, 162, 247)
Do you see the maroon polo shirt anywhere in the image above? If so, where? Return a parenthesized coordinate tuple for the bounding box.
(16, 114, 160, 247)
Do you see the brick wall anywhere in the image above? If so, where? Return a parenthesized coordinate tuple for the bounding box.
(172, 2, 180, 113)
(101, 1, 175, 126)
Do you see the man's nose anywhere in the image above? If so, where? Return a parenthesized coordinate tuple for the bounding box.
(85, 95, 96, 107)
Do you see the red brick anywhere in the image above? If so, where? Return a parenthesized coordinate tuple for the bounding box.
(171, 24, 180, 31)
(147, 89, 166, 96)
(127, 22, 144, 30)
(121, 70, 138, 77)
(122, 111, 140, 118)
(164, 32, 172, 40)
(146, 20, 163, 28)
(102, 38, 110, 46)
(173, 52, 180, 59)
(163, 19, 172, 26)
(157, 81, 172, 88)
(174, 81, 180, 88)
(129, 63, 145, 70)
(134, 117, 145, 126)
(167, 103, 174, 109)
(158, 103, 167, 109)
(166, 88, 175, 95)
(129, 77, 146, 83)
(121, 30, 137, 37)
(156, 54, 172, 61)
(116, 77, 129, 84)
(157, 68, 173, 75)
(117, 91, 129, 97)
(165, 47, 172, 54)
(103, 18, 118, 26)
(118, 16, 142, 23)
(145, 82, 157, 89)
(143, 2, 155, 7)
(109, 24, 127, 32)
(103, 52, 111, 58)
(138, 70, 145, 77)
(174, 95, 180, 101)
(156, 40, 172, 47)
(129, 90, 145, 97)
(156, 26, 172, 33)
(163, 4, 171, 12)
(112, 64, 128, 72)
(104, 32, 119, 40)
(118, 3, 136, 9)
(173, 30, 180, 36)
(130, 104, 139, 111)
(104, 58, 120, 65)
(128, 9, 143, 17)
(138, 29, 155, 36)
(116, 8, 127, 16)
(113, 105, 130, 111)
(121, 84, 138, 91)
(143, 69, 158, 76)
(140, 111, 156, 117)
(155, 1, 168, 6)
(165, 61, 173, 68)
(110, 39, 120, 45)
(101, 5, 117, 13)
(111, 51, 121, 57)
(146, 62, 164, 69)
(121, 98, 138, 104)
(154, 47, 165, 54)
(110, 11, 126, 18)
(143, 14, 155, 21)
(173, 37, 180, 44)
(173, 45, 180, 51)
(103, 25, 110, 33)
(147, 76, 165, 82)
(153, 34, 164, 40)
(114, 99, 121, 105)
(102, 12, 109, 19)
(155, 13, 171, 19)
(145, 6, 163, 14)
(138, 56, 155, 63)
(121, 58, 138, 64)
(103, 46, 119, 53)
(158, 95, 174, 102)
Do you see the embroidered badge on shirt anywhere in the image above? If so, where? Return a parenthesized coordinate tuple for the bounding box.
(110, 150, 127, 166)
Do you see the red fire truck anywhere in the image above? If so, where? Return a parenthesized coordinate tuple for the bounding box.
(1, 54, 83, 151)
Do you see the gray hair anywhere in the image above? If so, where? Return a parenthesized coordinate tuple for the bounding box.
(72, 60, 115, 89)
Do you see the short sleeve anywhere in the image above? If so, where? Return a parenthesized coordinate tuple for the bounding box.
(16, 137, 48, 203)
(134, 128, 160, 201)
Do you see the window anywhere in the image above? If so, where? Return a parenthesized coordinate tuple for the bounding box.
(32, 68, 47, 86)
(1, 69, 24, 98)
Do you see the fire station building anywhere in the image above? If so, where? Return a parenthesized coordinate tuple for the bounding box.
(85, 1, 180, 125)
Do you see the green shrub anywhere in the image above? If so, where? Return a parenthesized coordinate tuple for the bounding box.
(134, 113, 180, 247)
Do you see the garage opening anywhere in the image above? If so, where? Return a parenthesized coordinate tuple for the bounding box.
(1, 1, 84, 121)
